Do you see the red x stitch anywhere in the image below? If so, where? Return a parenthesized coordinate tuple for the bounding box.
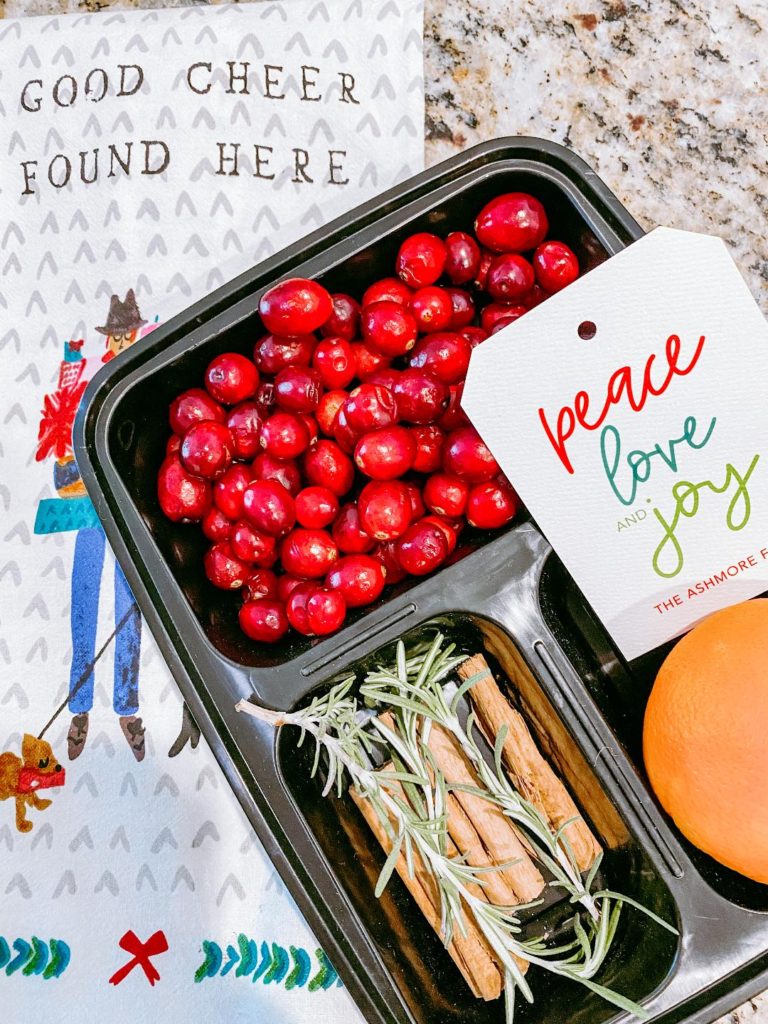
(108, 930, 169, 987)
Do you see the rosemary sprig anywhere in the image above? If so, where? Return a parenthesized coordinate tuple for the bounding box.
(236, 632, 676, 1021)
(361, 633, 599, 918)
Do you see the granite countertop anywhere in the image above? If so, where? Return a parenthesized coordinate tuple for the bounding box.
(422, 0, 768, 310)
(2, 0, 766, 1020)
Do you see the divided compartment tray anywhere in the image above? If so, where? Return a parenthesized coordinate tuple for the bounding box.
(74, 137, 768, 1024)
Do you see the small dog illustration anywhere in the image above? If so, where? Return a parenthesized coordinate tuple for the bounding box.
(0, 734, 65, 832)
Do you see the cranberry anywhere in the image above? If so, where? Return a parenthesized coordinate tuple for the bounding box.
(358, 479, 413, 541)
(166, 434, 181, 456)
(396, 520, 449, 576)
(205, 353, 259, 405)
(437, 383, 468, 431)
(214, 463, 253, 519)
(405, 481, 426, 521)
(365, 367, 402, 392)
(255, 381, 276, 418)
(306, 588, 347, 636)
(445, 288, 475, 329)
(281, 528, 338, 579)
(423, 472, 469, 517)
(316, 390, 348, 436)
(313, 337, 356, 390)
(169, 388, 225, 435)
(444, 426, 500, 482)
(332, 407, 358, 453)
(396, 233, 447, 288)
(254, 334, 315, 375)
(350, 342, 391, 381)
(522, 283, 549, 309)
(243, 567, 279, 602)
(274, 366, 322, 414)
(326, 554, 386, 607)
(277, 574, 304, 603)
(295, 486, 339, 529)
(242, 479, 296, 536)
(444, 231, 481, 284)
(362, 277, 413, 308)
(533, 240, 579, 292)
(202, 506, 233, 542)
(252, 452, 302, 497)
(260, 411, 310, 460)
(371, 541, 407, 584)
(231, 520, 278, 566)
(460, 326, 488, 348)
(303, 440, 355, 496)
(204, 541, 250, 589)
(490, 315, 525, 335)
(480, 303, 526, 334)
(332, 503, 376, 554)
(285, 581, 318, 635)
(362, 300, 418, 357)
(394, 369, 449, 424)
(474, 193, 549, 253)
(410, 287, 453, 333)
(421, 514, 459, 555)
(355, 426, 415, 480)
(409, 332, 471, 385)
(239, 598, 289, 643)
(466, 479, 519, 529)
(320, 293, 360, 340)
(486, 254, 535, 302)
(158, 455, 211, 523)
(343, 383, 399, 435)
(301, 414, 319, 446)
(474, 250, 494, 290)
(226, 401, 263, 460)
(180, 421, 234, 480)
(411, 424, 445, 473)
(259, 278, 333, 336)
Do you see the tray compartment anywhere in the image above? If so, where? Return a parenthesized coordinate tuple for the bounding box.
(539, 555, 768, 913)
(99, 157, 634, 671)
(277, 613, 680, 1024)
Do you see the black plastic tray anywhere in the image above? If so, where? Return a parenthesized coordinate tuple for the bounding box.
(74, 138, 768, 1024)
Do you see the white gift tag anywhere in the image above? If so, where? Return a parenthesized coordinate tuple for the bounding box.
(463, 227, 768, 661)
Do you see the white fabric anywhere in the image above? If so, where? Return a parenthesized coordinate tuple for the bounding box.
(0, 1, 424, 1017)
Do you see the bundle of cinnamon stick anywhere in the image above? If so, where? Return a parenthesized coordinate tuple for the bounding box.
(350, 652, 601, 1001)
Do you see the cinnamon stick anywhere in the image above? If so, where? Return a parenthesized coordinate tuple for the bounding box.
(459, 654, 601, 871)
(443, 831, 529, 979)
(443, 791, 523, 908)
(426, 724, 545, 903)
(350, 783, 502, 1000)
(373, 720, 529, 977)
(377, 711, 526, 909)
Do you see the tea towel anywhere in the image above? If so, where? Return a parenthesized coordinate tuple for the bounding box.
(0, 2, 424, 1019)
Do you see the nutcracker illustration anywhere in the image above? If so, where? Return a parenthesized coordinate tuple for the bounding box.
(34, 292, 154, 762)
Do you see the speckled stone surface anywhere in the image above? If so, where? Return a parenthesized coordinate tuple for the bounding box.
(2, 0, 767, 1020)
(422, 0, 768, 311)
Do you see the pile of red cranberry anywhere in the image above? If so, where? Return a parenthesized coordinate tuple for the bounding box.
(157, 191, 580, 643)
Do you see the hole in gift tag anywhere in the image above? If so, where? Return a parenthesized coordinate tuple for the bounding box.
(578, 320, 597, 340)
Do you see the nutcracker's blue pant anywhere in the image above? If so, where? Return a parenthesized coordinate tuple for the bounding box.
(67, 527, 141, 716)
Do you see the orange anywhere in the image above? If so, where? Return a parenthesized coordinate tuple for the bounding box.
(643, 599, 768, 883)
